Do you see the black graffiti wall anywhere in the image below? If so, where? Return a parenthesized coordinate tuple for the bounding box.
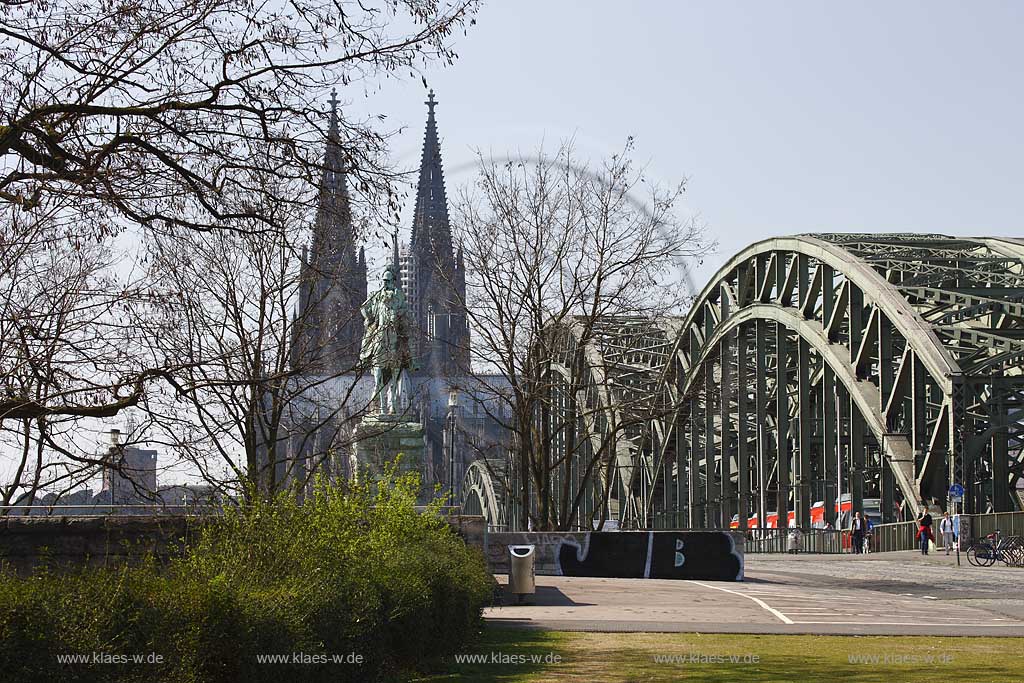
(557, 531, 743, 581)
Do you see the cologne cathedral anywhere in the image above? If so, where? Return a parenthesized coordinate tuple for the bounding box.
(283, 90, 500, 497)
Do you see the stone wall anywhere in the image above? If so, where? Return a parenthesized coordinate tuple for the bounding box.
(488, 530, 745, 581)
(0, 515, 197, 575)
(0, 513, 487, 575)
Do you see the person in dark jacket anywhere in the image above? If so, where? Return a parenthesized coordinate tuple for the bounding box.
(917, 503, 934, 555)
(851, 511, 866, 554)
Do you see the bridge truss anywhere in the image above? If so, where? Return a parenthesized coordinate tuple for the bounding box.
(463, 234, 1024, 530)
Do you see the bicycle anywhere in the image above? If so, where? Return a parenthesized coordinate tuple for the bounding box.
(966, 531, 1024, 567)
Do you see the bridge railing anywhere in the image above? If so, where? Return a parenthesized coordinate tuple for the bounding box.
(739, 524, 925, 553)
(967, 511, 1024, 541)
(871, 512, 1024, 551)
(475, 510, 1024, 548)
(647, 524, 921, 553)
(869, 520, 918, 552)
(743, 529, 847, 554)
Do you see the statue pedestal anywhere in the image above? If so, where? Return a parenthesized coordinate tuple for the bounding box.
(350, 413, 425, 490)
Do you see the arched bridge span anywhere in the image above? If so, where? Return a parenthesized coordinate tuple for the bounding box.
(667, 234, 1024, 529)
(463, 234, 1024, 531)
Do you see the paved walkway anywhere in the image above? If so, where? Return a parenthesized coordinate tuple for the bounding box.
(485, 551, 1024, 636)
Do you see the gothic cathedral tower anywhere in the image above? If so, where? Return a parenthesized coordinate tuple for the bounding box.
(404, 91, 470, 376)
(290, 91, 368, 376)
(291, 89, 468, 379)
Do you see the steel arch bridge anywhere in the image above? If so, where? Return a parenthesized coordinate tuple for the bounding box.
(462, 459, 508, 530)
(462, 234, 1024, 531)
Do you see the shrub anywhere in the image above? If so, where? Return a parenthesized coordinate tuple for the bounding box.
(0, 468, 492, 683)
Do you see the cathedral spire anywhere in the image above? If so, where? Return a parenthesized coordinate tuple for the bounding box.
(410, 90, 451, 255)
(328, 88, 340, 138)
(311, 88, 354, 265)
(405, 88, 468, 377)
(322, 88, 347, 198)
(291, 89, 367, 377)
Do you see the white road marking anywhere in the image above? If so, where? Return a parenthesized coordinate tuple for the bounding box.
(692, 581, 794, 625)
(739, 594, 835, 600)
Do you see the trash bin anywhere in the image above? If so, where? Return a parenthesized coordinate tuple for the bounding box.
(508, 544, 536, 603)
(787, 529, 802, 554)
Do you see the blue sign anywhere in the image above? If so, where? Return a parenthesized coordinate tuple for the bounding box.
(949, 483, 965, 497)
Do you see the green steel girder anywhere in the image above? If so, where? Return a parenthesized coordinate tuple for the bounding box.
(663, 234, 1024, 527)
(488, 234, 1024, 531)
(461, 458, 508, 530)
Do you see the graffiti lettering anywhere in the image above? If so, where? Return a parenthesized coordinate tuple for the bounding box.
(556, 531, 742, 581)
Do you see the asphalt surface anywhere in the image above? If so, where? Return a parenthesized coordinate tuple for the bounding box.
(485, 551, 1024, 635)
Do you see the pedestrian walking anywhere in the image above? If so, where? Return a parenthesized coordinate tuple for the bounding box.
(787, 527, 802, 554)
(851, 511, 866, 554)
(917, 503, 934, 555)
(939, 511, 955, 555)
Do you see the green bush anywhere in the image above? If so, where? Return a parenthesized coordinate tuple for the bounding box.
(0, 468, 492, 683)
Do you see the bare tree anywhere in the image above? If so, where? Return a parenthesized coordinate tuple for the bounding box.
(0, 0, 478, 503)
(139, 183, 372, 501)
(0, 0, 478, 235)
(0, 210, 154, 511)
(450, 141, 711, 531)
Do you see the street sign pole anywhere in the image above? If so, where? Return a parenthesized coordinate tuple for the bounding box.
(949, 484, 964, 567)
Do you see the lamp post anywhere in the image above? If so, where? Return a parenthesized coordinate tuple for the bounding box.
(757, 422, 767, 534)
(447, 389, 459, 507)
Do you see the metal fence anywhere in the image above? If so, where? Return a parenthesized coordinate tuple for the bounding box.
(871, 512, 1024, 552)
(968, 511, 1024, 541)
(744, 529, 847, 554)
(635, 511, 1024, 554)
(739, 513, 1024, 554)
(869, 520, 919, 552)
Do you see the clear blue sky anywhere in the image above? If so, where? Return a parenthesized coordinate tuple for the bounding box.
(350, 0, 1024, 285)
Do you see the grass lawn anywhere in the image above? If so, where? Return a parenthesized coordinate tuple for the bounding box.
(415, 628, 1024, 682)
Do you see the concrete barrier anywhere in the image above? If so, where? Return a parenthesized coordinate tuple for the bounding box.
(487, 530, 744, 581)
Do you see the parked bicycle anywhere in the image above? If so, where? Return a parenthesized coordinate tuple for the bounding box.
(966, 530, 1024, 567)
